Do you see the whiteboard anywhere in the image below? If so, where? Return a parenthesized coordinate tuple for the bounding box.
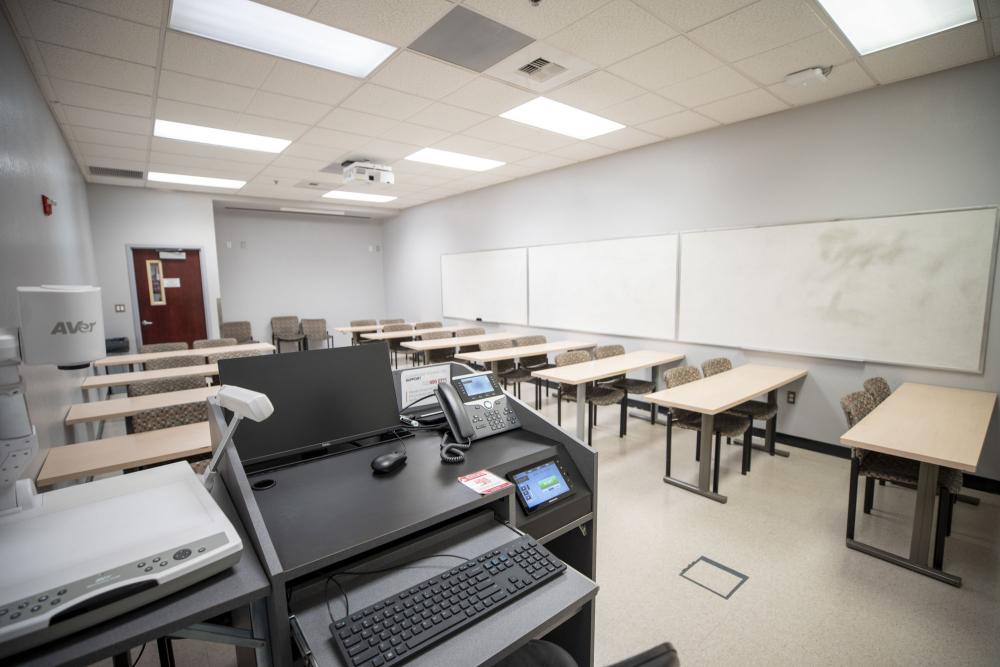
(441, 248, 527, 324)
(529, 235, 678, 339)
(678, 208, 998, 372)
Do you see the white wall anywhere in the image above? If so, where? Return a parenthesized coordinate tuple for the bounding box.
(383, 57, 1000, 480)
(214, 208, 387, 346)
(0, 16, 97, 461)
(87, 185, 222, 349)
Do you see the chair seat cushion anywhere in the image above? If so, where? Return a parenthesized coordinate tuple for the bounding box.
(612, 378, 655, 394)
(676, 411, 750, 438)
(276, 333, 305, 341)
(588, 386, 624, 406)
(500, 368, 533, 382)
(859, 452, 963, 494)
(729, 400, 778, 420)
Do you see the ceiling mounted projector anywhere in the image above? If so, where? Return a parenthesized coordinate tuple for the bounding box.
(342, 161, 394, 186)
(784, 66, 832, 87)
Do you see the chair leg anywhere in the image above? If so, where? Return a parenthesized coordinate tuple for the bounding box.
(741, 422, 752, 475)
(712, 431, 721, 494)
(847, 456, 859, 540)
(587, 402, 593, 447)
(557, 388, 562, 425)
(946, 495, 955, 537)
(863, 477, 875, 514)
(620, 391, 627, 438)
(933, 488, 952, 570)
(695, 431, 701, 462)
(665, 410, 673, 477)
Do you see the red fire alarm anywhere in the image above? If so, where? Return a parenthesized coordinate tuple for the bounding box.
(41, 195, 55, 216)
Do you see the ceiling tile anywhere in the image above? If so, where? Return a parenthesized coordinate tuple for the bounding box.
(478, 143, 538, 163)
(234, 115, 310, 141)
(380, 122, 451, 147)
(299, 127, 373, 150)
(547, 0, 676, 67)
(253, 0, 318, 14)
(358, 138, 423, 162)
(600, 92, 684, 125)
(769, 60, 874, 105)
(464, 117, 576, 151)
(151, 137, 276, 165)
(24, 0, 159, 65)
(462, 0, 610, 39)
(587, 127, 661, 150)
(370, 51, 477, 99)
(862, 22, 989, 84)
(282, 142, 345, 161)
(317, 108, 399, 136)
(408, 102, 489, 133)
(660, 66, 757, 107)
(548, 71, 644, 113)
(77, 142, 148, 162)
(148, 152, 263, 178)
(259, 60, 359, 106)
(734, 30, 854, 85)
(637, 110, 719, 138)
(59, 0, 166, 27)
(162, 32, 276, 88)
(70, 125, 149, 149)
(516, 153, 574, 171)
(548, 141, 614, 161)
(39, 43, 155, 94)
(157, 71, 255, 112)
(5, 0, 33, 36)
(245, 91, 332, 125)
(340, 84, 434, 120)
(49, 78, 152, 117)
(86, 174, 145, 187)
(696, 87, 788, 123)
(268, 155, 330, 172)
(155, 98, 239, 128)
(307, 0, 454, 47)
(63, 105, 151, 134)
(689, 0, 826, 62)
(607, 37, 721, 90)
(431, 134, 499, 156)
(442, 76, 536, 115)
(632, 0, 756, 31)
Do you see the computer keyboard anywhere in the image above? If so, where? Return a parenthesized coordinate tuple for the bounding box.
(329, 535, 565, 667)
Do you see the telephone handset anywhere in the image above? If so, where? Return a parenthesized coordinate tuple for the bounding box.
(436, 383, 475, 442)
(434, 371, 521, 463)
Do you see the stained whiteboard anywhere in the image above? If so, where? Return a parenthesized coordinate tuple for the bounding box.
(677, 208, 998, 372)
(441, 248, 528, 325)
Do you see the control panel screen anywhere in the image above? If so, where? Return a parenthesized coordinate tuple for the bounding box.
(512, 460, 572, 512)
(459, 374, 494, 398)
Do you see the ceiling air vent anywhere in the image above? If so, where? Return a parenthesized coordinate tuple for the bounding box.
(89, 166, 144, 179)
(517, 57, 567, 83)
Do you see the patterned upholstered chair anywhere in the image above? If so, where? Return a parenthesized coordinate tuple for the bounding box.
(701, 357, 778, 464)
(421, 330, 456, 364)
(140, 342, 187, 353)
(511, 336, 553, 409)
(664, 366, 752, 491)
(271, 316, 305, 352)
(382, 323, 415, 367)
(207, 350, 266, 364)
(478, 339, 516, 384)
(193, 337, 237, 349)
(349, 319, 377, 345)
(144, 354, 204, 371)
(301, 318, 332, 350)
(554, 350, 624, 447)
(596, 345, 657, 434)
(455, 327, 485, 356)
(841, 390, 962, 569)
(128, 375, 210, 472)
(220, 321, 254, 344)
(863, 377, 892, 405)
(414, 321, 442, 330)
(380, 318, 405, 325)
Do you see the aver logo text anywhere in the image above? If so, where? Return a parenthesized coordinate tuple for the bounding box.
(50, 321, 97, 335)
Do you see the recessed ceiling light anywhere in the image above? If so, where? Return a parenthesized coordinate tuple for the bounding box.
(500, 97, 624, 140)
(169, 0, 396, 78)
(816, 0, 978, 55)
(154, 119, 290, 153)
(322, 190, 398, 203)
(148, 171, 246, 189)
(280, 207, 346, 215)
(405, 148, 505, 172)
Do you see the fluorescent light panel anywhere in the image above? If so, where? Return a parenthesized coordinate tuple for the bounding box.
(405, 148, 504, 172)
(170, 0, 396, 78)
(148, 171, 245, 189)
(816, 0, 977, 55)
(154, 119, 290, 153)
(322, 190, 397, 203)
(280, 207, 346, 215)
(500, 97, 624, 140)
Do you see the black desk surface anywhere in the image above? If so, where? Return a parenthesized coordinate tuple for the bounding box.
(249, 429, 557, 580)
(8, 479, 270, 667)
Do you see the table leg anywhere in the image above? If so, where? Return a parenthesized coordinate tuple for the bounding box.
(662, 411, 727, 503)
(738, 389, 791, 458)
(576, 384, 587, 441)
(910, 462, 939, 563)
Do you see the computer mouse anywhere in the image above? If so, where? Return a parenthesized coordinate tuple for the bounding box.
(371, 451, 407, 474)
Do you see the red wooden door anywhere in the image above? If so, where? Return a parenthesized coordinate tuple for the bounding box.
(132, 248, 207, 347)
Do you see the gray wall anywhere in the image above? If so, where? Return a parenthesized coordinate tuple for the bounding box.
(383, 57, 1000, 479)
(214, 209, 387, 346)
(0, 16, 97, 463)
(87, 185, 222, 349)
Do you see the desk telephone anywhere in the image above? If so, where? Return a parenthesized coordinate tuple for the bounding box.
(435, 371, 521, 458)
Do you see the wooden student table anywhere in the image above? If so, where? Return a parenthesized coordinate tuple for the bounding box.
(36, 422, 211, 487)
(361, 326, 463, 341)
(532, 350, 684, 442)
(65, 386, 218, 427)
(333, 324, 382, 334)
(81, 363, 218, 395)
(644, 364, 806, 503)
(401, 332, 514, 353)
(840, 382, 996, 586)
(92, 342, 274, 369)
(455, 340, 597, 368)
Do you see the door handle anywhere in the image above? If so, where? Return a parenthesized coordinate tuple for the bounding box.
(141, 320, 153, 326)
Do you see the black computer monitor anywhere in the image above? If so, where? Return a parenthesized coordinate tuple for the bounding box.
(217, 343, 400, 466)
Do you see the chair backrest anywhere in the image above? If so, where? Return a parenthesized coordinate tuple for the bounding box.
(350, 319, 377, 327)
(665, 365, 700, 388)
(382, 323, 413, 332)
(555, 350, 590, 394)
(414, 321, 442, 329)
(514, 335, 545, 347)
(301, 319, 328, 338)
(420, 331, 452, 340)
(193, 337, 237, 349)
(840, 390, 878, 428)
(271, 316, 300, 336)
(220, 321, 253, 343)
(144, 354, 204, 371)
(380, 318, 404, 324)
(140, 342, 188, 353)
(456, 327, 485, 337)
(863, 377, 892, 405)
(420, 330, 455, 363)
(514, 335, 548, 367)
(595, 345, 624, 359)
(701, 357, 733, 377)
(208, 350, 267, 364)
(479, 339, 514, 371)
(129, 376, 208, 433)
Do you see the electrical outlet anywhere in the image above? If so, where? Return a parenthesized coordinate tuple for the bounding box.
(114, 304, 126, 313)
(787, 391, 796, 404)
(226, 240, 232, 249)
(240, 240, 247, 249)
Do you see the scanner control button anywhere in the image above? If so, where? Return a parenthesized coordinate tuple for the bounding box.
(173, 549, 192, 561)
(483, 400, 492, 409)
(58, 589, 67, 596)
